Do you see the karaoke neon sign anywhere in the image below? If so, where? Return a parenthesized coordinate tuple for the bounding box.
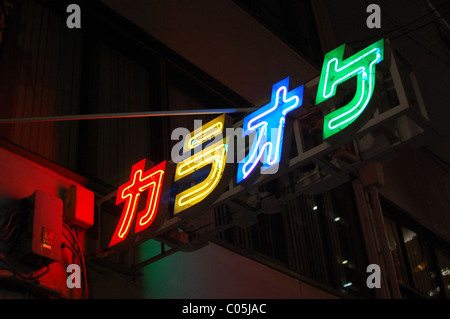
(316, 39, 384, 139)
(109, 39, 384, 248)
(237, 77, 303, 183)
(109, 160, 167, 247)
(173, 114, 229, 215)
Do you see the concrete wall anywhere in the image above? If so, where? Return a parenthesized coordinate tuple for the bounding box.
(99, 0, 319, 105)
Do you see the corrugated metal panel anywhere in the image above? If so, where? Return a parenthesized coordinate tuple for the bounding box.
(89, 42, 151, 186)
(0, 0, 82, 170)
(0, 0, 155, 186)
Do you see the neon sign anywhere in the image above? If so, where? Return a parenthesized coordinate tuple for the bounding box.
(108, 40, 384, 248)
(315, 39, 384, 139)
(237, 77, 303, 183)
(109, 160, 167, 247)
(173, 114, 230, 215)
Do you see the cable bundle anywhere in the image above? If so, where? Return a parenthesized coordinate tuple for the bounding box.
(62, 222, 89, 299)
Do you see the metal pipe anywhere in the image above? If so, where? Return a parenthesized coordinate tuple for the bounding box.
(0, 269, 67, 298)
(369, 185, 402, 299)
(352, 180, 389, 299)
(0, 108, 256, 124)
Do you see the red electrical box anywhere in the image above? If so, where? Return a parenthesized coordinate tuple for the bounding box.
(23, 190, 63, 265)
(64, 185, 94, 229)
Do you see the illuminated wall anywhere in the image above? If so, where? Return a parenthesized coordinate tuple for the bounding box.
(0, 147, 85, 298)
(135, 241, 338, 299)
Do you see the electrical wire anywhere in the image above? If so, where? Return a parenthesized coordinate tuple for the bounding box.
(62, 229, 83, 266)
(351, 0, 450, 45)
(0, 225, 17, 240)
(428, 0, 450, 36)
(372, 0, 450, 55)
(62, 235, 82, 266)
(85, 247, 111, 257)
(0, 209, 16, 233)
(355, 0, 450, 70)
(422, 146, 450, 176)
(62, 224, 88, 298)
(0, 202, 87, 298)
(0, 206, 21, 241)
(1, 203, 88, 298)
(0, 202, 51, 288)
(62, 222, 89, 299)
(0, 253, 50, 281)
(389, 9, 450, 40)
(64, 227, 85, 273)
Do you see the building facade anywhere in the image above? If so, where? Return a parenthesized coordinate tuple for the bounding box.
(0, 0, 449, 299)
